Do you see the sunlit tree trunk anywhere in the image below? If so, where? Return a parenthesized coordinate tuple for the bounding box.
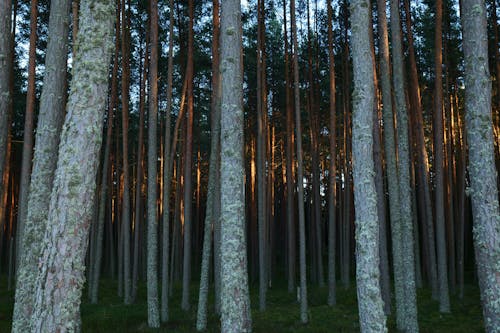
(461, 1, 500, 330)
(29, 0, 114, 329)
(350, 0, 387, 331)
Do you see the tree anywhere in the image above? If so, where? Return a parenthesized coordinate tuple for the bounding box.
(147, 0, 160, 327)
(433, 0, 451, 313)
(12, 0, 71, 330)
(291, 0, 308, 323)
(390, 0, 419, 329)
(349, 0, 387, 331)
(219, 0, 252, 331)
(461, 0, 500, 330)
(28, 0, 115, 329)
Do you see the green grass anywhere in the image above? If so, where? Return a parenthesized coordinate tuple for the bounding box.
(0, 275, 484, 332)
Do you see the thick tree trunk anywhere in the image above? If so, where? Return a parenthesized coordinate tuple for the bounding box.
(461, 1, 500, 330)
(29, 0, 114, 330)
(219, 0, 252, 331)
(12, 0, 71, 330)
(147, 0, 160, 327)
(350, 0, 387, 331)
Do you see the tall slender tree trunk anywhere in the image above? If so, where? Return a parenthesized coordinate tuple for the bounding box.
(350, 0, 387, 331)
(16, 0, 38, 269)
(461, 1, 500, 330)
(291, 0, 308, 323)
(29, 0, 115, 329)
(390, 0, 419, 329)
(147, 0, 160, 327)
(403, 0, 438, 297)
(433, 0, 451, 313)
(219, 0, 252, 331)
(181, 0, 195, 311)
(196, 0, 221, 328)
(12, 0, 71, 330)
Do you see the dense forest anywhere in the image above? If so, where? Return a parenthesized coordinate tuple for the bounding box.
(0, 0, 499, 332)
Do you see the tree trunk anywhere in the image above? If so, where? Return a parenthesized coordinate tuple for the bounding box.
(461, 1, 500, 330)
(29, 0, 114, 329)
(147, 0, 160, 327)
(12, 0, 71, 330)
(390, 0, 419, 329)
(291, 0, 308, 323)
(220, 0, 252, 331)
(350, 0, 387, 331)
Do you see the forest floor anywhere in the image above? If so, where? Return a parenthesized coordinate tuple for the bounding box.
(0, 275, 484, 332)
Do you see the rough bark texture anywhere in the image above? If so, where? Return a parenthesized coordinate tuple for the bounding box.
(28, 0, 114, 330)
(220, 1, 252, 331)
(350, 0, 387, 331)
(433, 0, 451, 313)
(327, 0, 337, 307)
(12, 0, 71, 330)
(16, 0, 38, 269)
(461, 1, 500, 331)
(291, 0, 308, 323)
(147, 0, 160, 327)
(390, 0, 419, 330)
(196, 0, 220, 329)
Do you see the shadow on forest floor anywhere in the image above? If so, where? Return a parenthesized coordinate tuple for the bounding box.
(0, 275, 484, 332)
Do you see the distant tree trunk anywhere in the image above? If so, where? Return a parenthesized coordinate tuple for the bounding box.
(29, 0, 114, 330)
(16, 0, 38, 268)
(0, 0, 12, 209)
(403, 0, 438, 297)
(181, 0, 194, 311)
(291, 0, 308, 323)
(11, 0, 71, 330)
(147, 0, 160, 327)
(120, 0, 132, 304)
(90, 4, 120, 304)
(161, 0, 173, 322)
(327, 0, 337, 307)
(461, 1, 500, 330)
(219, 0, 252, 331)
(390, 0, 419, 329)
(349, 0, 387, 331)
(196, 0, 220, 328)
(433, 0, 451, 313)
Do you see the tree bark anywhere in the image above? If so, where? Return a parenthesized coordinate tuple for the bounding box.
(350, 0, 387, 331)
(461, 1, 500, 330)
(29, 0, 114, 329)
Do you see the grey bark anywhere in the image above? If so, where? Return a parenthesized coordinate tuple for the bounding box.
(461, 1, 500, 331)
(390, 0, 419, 329)
(16, 0, 38, 270)
(433, 0, 451, 313)
(349, 0, 387, 331)
(219, 0, 252, 331)
(291, 0, 308, 323)
(196, 0, 220, 329)
(147, 0, 160, 327)
(161, 0, 174, 322)
(29, 0, 114, 330)
(12, 0, 71, 330)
